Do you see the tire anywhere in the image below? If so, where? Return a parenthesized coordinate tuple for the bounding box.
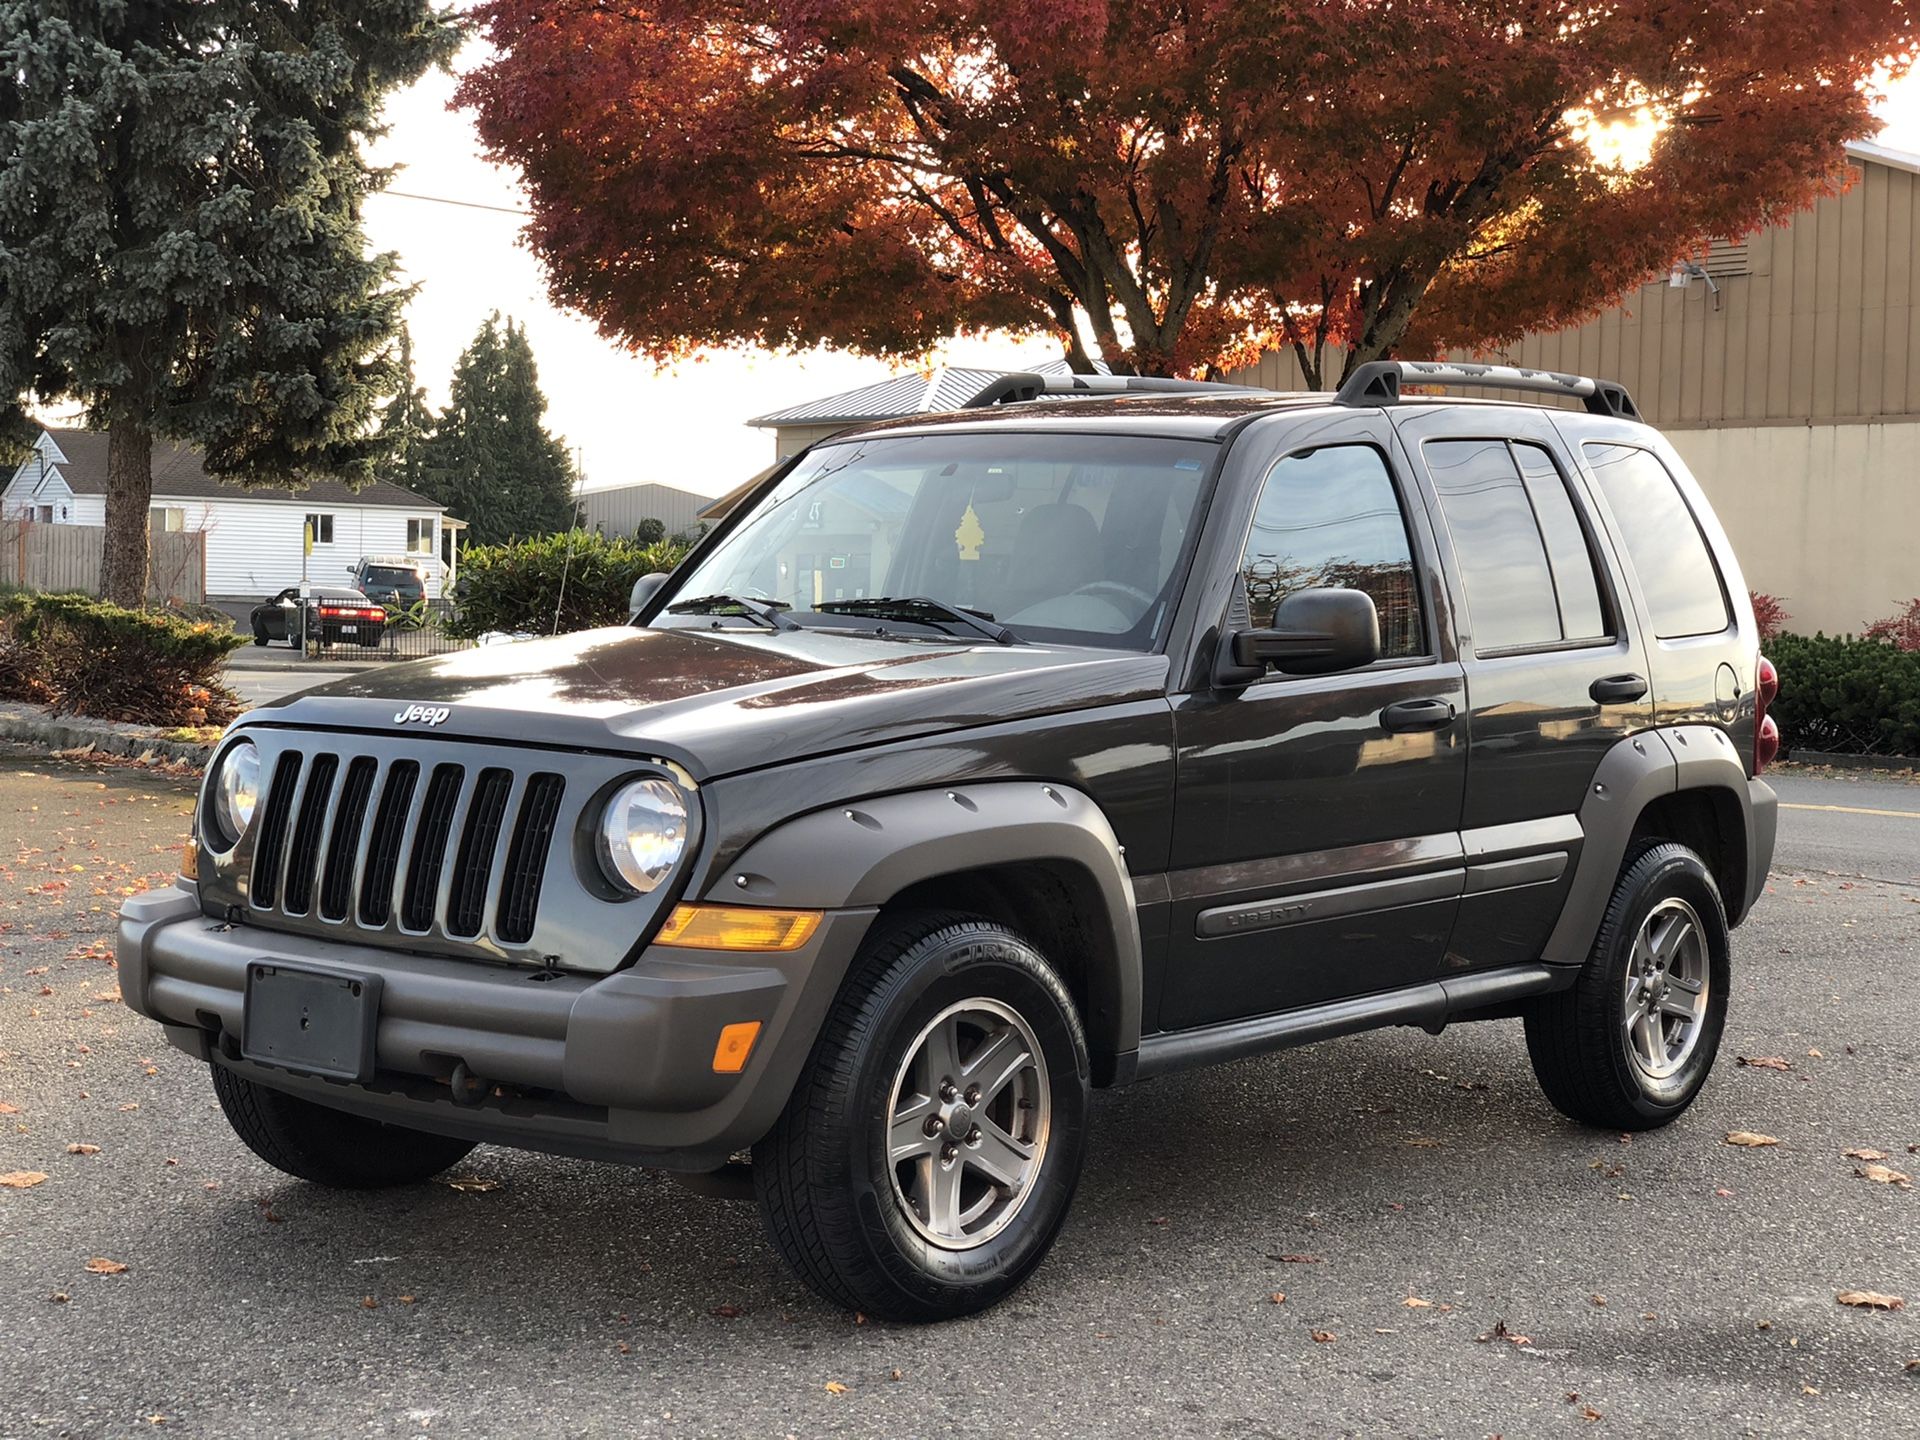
(1525, 842, 1730, 1130)
(753, 912, 1091, 1322)
(251, 620, 267, 646)
(210, 1064, 477, 1188)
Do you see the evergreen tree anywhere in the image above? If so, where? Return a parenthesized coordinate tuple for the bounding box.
(418, 314, 575, 544)
(379, 323, 435, 495)
(0, 3, 458, 605)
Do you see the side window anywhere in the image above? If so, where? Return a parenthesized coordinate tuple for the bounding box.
(1240, 445, 1425, 661)
(1425, 438, 1610, 654)
(1582, 443, 1731, 639)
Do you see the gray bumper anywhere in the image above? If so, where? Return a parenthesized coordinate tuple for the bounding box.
(1744, 777, 1778, 921)
(117, 886, 875, 1171)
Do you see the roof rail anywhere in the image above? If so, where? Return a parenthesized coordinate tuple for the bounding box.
(962, 372, 1263, 409)
(1335, 360, 1640, 420)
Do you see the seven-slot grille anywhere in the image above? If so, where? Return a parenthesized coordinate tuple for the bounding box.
(249, 748, 565, 948)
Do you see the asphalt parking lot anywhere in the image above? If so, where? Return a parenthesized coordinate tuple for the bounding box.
(1, 750, 1914, 1437)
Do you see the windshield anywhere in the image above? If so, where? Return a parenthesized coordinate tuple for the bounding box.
(361, 565, 421, 586)
(658, 432, 1215, 649)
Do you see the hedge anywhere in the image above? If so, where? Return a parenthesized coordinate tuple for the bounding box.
(447, 530, 692, 639)
(1768, 632, 1920, 757)
(0, 591, 244, 727)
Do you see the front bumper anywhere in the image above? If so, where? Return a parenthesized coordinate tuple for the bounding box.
(118, 886, 875, 1171)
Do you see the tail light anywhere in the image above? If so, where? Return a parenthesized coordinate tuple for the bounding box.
(1753, 655, 1780, 773)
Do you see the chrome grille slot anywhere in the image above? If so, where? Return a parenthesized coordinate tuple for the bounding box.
(498, 774, 565, 945)
(447, 768, 513, 938)
(401, 764, 465, 932)
(249, 752, 303, 910)
(281, 753, 337, 916)
(359, 760, 420, 927)
(321, 757, 377, 922)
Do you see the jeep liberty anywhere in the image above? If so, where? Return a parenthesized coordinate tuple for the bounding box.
(119, 361, 1779, 1321)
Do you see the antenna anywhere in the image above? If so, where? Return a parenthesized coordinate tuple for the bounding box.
(551, 448, 585, 635)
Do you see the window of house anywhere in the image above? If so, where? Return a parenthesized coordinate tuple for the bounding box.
(1425, 438, 1611, 654)
(149, 505, 186, 532)
(305, 513, 334, 546)
(1240, 445, 1426, 662)
(1582, 443, 1731, 639)
(406, 517, 435, 554)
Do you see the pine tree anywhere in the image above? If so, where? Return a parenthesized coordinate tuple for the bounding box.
(379, 324, 435, 495)
(418, 315, 575, 545)
(0, 3, 458, 605)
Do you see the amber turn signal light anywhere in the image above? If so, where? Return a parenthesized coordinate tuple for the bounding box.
(180, 838, 199, 882)
(712, 1020, 763, 1074)
(654, 905, 822, 952)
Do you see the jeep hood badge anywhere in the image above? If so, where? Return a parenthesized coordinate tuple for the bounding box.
(394, 704, 451, 727)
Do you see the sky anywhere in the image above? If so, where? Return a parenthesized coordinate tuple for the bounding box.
(230, 43, 1920, 500)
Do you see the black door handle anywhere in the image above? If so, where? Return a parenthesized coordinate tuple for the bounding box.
(1380, 698, 1456, 733)
(1589, 673, 1649, 704)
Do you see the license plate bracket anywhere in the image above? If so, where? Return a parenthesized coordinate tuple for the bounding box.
(242, 964, 381, 1082)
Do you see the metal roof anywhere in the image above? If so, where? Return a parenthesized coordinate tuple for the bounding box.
(746, 359, 1106, 427)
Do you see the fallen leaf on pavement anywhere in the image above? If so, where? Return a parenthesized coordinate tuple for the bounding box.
(441, 1176, 499, 1193)
(1725, 1131, 1780, 1147)
(1269, 1292, 1287, 1304)
(1738, 1056, 1792, 1071)
(1836, 1290, 1905, 1311)
(0, 1171, 48, 1188)
(48, 1291, 69, 1303)
(65, 1143, 100, 1155)
(1403, 1296, 1433, 1308)
(1476, 1320, 1533, 1345)
(1856, 1163, 1913, 1188)
(1807, 1048, 1824, 1058)
(890, 1369, 904, 1381)
(85, 1257, 128, 1275)
(1271, 1253, 1322, 1263)
(1404, 1136, 1443, 1148)
(1581, 1406, 1603, 1422)
(823, 1382, 848, 1395)
(360, 1296, 379, 1310)
(0, 1102, 19, 1115)
(1845, 1148, 1890, 1161)
(1311, 1330, 1336, 1343)
(712, 1304, 742, 1318)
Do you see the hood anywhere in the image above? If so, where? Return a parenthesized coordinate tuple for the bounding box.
(242, 624, 1170, 780)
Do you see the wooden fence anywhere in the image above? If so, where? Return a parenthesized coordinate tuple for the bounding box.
(0, 519, 206, 605)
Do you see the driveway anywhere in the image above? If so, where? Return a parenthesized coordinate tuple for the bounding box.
(0, 754, 1914, 1437)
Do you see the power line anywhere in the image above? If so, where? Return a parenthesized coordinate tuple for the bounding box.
(379, 188, 530, 217)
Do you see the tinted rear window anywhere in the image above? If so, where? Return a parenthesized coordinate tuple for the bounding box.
(362, 566, 421, 586)
(1581, 444, 1730, 639)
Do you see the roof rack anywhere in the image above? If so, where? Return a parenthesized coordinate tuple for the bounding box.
(1336, 360, 1640, 420)
(963, 372, 1264, 409)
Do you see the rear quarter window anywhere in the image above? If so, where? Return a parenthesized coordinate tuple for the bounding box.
(1581, 443, 1731, 639)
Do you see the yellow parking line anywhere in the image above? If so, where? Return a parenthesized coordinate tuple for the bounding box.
(1781, 802, 1920, 820)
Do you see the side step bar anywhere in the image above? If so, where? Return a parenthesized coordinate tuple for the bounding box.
(1132, 964, 1569, 1081)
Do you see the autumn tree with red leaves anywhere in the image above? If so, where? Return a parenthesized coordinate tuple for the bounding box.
(461, 2, 1914, 382)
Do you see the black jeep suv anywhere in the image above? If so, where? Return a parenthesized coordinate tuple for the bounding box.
(119, 361, 1778, 1322)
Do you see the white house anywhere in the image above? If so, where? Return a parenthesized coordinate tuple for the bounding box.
(2, 428, 455, 600)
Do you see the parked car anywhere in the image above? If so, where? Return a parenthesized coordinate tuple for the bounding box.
(249, 584, 387, 649)
(123, 361, 1777, 1323)
(348, 557, 428, 623)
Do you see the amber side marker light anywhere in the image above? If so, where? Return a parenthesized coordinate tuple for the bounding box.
(712, 1020, 763, 1074)
(180, 837, 199, 882)
(654, 905, 822, 953)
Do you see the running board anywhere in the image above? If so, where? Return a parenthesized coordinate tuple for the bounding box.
(1133, 964, 1568, 1080)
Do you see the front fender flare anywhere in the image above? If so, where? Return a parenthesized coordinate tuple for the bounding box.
(706, 782, 1143, 1077)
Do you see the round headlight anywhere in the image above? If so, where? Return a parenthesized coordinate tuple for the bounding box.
(214, 739, 261, 847)
(598, 777, 690, 894)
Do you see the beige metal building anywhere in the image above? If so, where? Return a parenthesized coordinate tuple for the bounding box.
(577, 480, 713, 540)
(1231, 138, 1920, 636)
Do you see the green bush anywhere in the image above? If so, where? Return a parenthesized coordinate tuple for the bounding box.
(0, 591, 244, 727)
(1768, 632, 1920, 757)
(448, 530, 691, 639)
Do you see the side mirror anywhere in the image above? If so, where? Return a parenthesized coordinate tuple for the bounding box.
(1216, 587, 1380, 687)
(628, 572, 670, 619)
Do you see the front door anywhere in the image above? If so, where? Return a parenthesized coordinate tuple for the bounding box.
(1161, 416, 1468, 1031)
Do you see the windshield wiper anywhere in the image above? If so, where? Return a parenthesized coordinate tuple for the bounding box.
(815, 596, 1018, 645)
(666, 593, 801, 632)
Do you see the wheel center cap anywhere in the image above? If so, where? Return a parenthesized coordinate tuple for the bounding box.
(942, 1101, 973, 1138)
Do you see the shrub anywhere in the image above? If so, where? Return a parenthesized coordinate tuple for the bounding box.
(0, 591, 244, 727)
(1768, 631, 1920, 757)
(448, 529, 692, 639)
(1862, 597, 1920, 652)
(1749, 591, 1791, 644)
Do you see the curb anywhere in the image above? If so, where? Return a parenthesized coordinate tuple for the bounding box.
(0, 710, 214, 767)
(1785, 748, 1920, 774)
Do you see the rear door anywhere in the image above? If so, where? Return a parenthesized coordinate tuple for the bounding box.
(1391, 405, 1651, 972)
(1161, 412, 1469, 1029)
